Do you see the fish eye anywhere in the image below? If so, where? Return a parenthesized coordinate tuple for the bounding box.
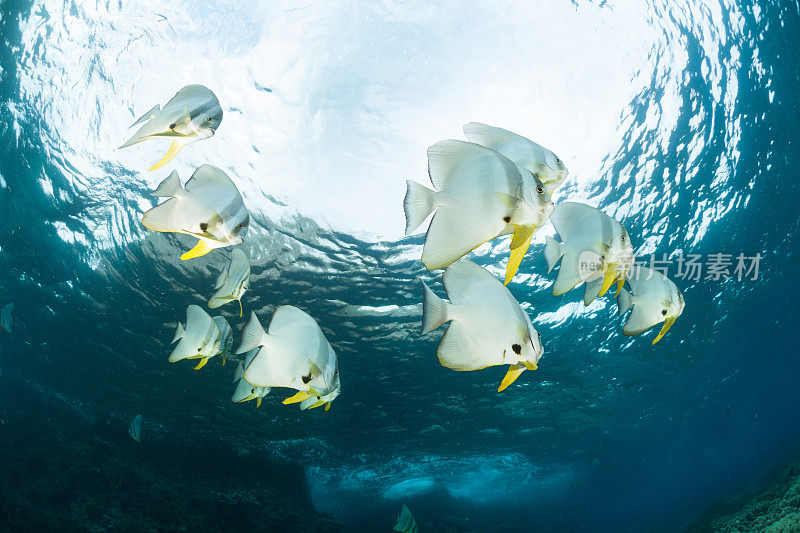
(661, 309, 668, 316)
(512, 344, 521, 355)
(206, 117, 213, 123)
(621, 235, 626, 242)
(536, 186, 544, 194)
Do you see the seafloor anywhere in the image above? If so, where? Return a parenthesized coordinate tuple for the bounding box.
(0, 377, 342, 533)
(689, 460, 800, 533)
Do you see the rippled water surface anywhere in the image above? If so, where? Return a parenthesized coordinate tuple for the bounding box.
(1, 0, 799, 531)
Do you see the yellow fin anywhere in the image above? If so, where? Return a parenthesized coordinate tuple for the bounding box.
(193, 358, 209, 370)
(498, 363, 526, 392)
(256, 397, 262, 408)
(324, 402, 331, 412)
(504, 225, 534, 285)
(509, 224, 534, 249)
(308, 399, 326, 410)
(598, 265, 618, 297)
(237, 299, 243, 317)
(181, 240, 214, 261)
(652, 316, 676, 345)
(149, 141, 183, 171)
(283, 391, 312, 405)
(222, 352, 226, 366)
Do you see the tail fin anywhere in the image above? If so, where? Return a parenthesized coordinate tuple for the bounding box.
(151, 171, 183, 197)
(617, 288, 634, 316)
(421, 281, 449, 334)
(404, 180, 436, 235)
(544, 235, 564, 273)
(171, 322, 185, 344)
(236, 311, 266, 354)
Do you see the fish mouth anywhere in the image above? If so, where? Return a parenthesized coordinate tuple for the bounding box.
(652, 316, 677, 345)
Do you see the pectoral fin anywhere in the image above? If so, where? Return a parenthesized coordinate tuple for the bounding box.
(498, 363, 526, 392)
(256, 397, 262, 408)
(504, 225, 534, 285)
(652, 316, 676, 345)
(324, 402, 332, 412)
(495, 192, 520, 209)
(149, 141, 183, 171)
(181, 240, 214, 260)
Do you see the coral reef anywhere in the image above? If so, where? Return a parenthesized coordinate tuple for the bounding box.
(689, 461, 800, 533)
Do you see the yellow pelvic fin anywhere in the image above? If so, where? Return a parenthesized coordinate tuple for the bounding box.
(598, 264, 618, 298)
(652, 316, 677, 345)
(524, 361, 539, 371)
(149, 141, 183, 171)
(614, 275, 625, 297)
(504, 226, 534, 285)
(181, 240, 214, 261)
(283, 391, 313, 405)
(238, 299, 243, 317)
(308, 399, 326, 410)
(510, 224, 535, 249)
(193, 357, 209, 370)
(256, 397, 262, 408)
(222, 352, 226, 366)
(324, 402, 331, 412)
(498, 363, 526, 392)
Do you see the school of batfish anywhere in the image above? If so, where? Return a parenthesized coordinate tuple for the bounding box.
(115, 85, 685, 437)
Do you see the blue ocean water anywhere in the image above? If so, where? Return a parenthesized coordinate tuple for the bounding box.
(0, 0, 798, 531)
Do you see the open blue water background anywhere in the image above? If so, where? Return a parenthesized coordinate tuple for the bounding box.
(0, 0, 799, 531)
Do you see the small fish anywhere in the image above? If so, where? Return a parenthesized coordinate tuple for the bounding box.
(231, 352, 271, 407)
(421, 258, 544, 392)
(393, 504, 418, 533)
(214, 315, 234, 366)
(0, 302, 12, 333)
(142, 165, 249, 260)
(463, 122, 569, 194)
(404, 139, 554, 284)
(128, 414, 143, 442)
(544, 202, 634, 302)
(237, 306, 340, 411)
(208, 248, 250, 316)
(169, 305, 226, 370)
(618, 265, 685, 344)
(120, 84, 223, 171)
